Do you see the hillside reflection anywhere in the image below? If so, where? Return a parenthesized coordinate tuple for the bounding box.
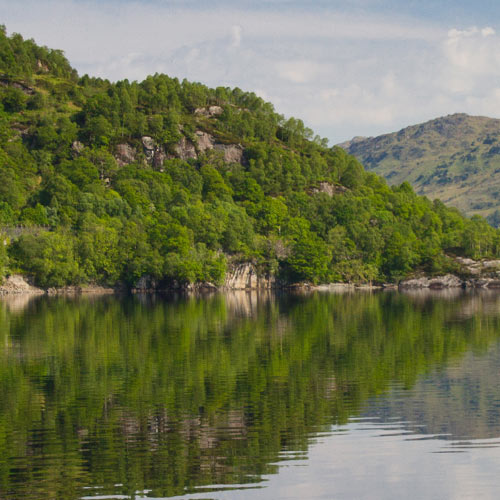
(1, 290, 500, 499)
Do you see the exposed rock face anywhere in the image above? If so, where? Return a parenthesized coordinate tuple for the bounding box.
(466, 278, 500, 289)
(153, 149, 167, 168)
(140, 136, 167, 168)
(214, 143, 244, 163)
(194, 106, 223, 117)
(133, 275, 158, 292)
(224, 263, 275, 289)
(115, 143, 136, 166)
(456, 257, 500, 276)
(195, 130, 215, 153)
(141, 136, 155, 151)
(0, 79, 35, 95)
(209, 106, 223, 116)
(175, 137, 197, 160)
(399, 275, 463, 289)
(311, 182, 347, 197)
(141, 136, 156, 163)
(36, 60, 50, 73)
(0, 275, 43, 295)
(173, 131, 243, 164)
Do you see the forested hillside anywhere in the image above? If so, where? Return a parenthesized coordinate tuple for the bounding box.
(340, 113, 500, 224)
(0, 26, 499, 288)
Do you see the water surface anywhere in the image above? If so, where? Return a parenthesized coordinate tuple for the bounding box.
(1, 290, 500, 499)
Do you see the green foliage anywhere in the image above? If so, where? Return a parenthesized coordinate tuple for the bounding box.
(10, 231, 80, 287)
(0, 235, 8, 281)
(343, 113, 500, 219)
(0, 27, 499, 288)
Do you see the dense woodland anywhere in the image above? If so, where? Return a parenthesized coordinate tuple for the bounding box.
(0, 26, 499, 288)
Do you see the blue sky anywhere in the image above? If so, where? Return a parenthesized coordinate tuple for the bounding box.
(2, 0, 500, 143)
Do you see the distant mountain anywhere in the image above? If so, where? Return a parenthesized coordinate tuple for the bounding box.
(339, 113, 500, 222)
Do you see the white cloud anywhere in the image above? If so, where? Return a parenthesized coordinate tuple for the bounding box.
(277, 61, 322, 84)
(3, 0, 500, 143)
(230, 25, 243, 48)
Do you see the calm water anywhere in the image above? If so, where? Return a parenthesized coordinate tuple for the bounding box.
(2, 290, 500, 499)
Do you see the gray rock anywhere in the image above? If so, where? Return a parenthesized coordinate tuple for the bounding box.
(174, 137, 197, 160)
(311, 182, 347, 197)
(134, 275, 158, 291)
(0, 275, 44, 295)
(208, 105, 223, 116)
(153, 148, 167, 168)
(224, 263, 275, 289)
(195, 130, 215, 153)
(399, 274, 463, 289)
(115, 143, 136, 166)
(194, 106, 223, 117)
(467, 278, 500, 288)
(214, 143, 244, 163)
(141, 136, 155, 150)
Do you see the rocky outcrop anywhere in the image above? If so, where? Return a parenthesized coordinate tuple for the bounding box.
(140, 136, 168, 168)
(194, 106, 223, 117)
(46, 284, 116, 295)
(456, 257, 500, 276)
(0, 79, 35, 95)
(311, 182, 348, 197)
(105, 128, 244, 166)
(0, 275, 116, 296)
(0, 275, 44, 295)
(141, 136, 156, 163)
(214, 143, 244, 163)
(132, 275, 159, 292)
(195, 131, 215, 153)
(399, 275, 463, 289)
(36, 60, 50, 73)
(466, 278, 500, 289)
(115, 143, 136, 166)
(224, 263, 275, 289)
(174, 131, 243, 164)
(174, 137, 197, 160)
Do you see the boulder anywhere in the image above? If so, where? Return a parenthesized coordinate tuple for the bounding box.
(224, 263, 275, 289)
(214, 143, 244, 163)
(467, 278, 500, 289)
(208, 105, 223, 116)
(0, 275, 44, 295)
(195, 130, 215, 153)
(115, 143, 136, 166)
(194, 106, 223, 117)
(174, 137, 197, 160)
(141, 136, 155, 150)
(399, 274, 463, 289)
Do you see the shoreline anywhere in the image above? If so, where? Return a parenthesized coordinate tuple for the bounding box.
(2, 272, 500, 296)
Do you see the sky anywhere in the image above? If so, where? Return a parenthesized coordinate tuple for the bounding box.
(2, 0, 500, 144)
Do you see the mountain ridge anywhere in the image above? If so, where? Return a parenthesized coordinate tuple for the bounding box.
(1, 26, 500, 289)
(339, 113, 500, 221)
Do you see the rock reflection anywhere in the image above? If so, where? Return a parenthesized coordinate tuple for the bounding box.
(1, 291, 500, 499)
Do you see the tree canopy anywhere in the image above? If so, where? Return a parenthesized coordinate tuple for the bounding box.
(0, 27, 499, 288)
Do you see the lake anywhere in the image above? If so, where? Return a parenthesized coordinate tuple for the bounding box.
(2, 290, 500, 499)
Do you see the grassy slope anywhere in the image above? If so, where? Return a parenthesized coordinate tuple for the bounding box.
(340, 113, 500, 218)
